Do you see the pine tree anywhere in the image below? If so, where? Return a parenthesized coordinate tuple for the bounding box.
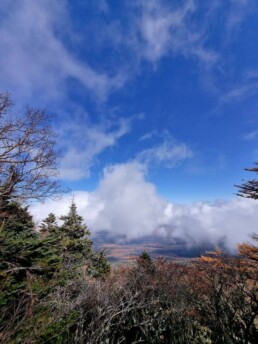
(236, 163, 258, 261)
(0, 200, 40, 273)
(0, 202, 62, 318)
(58, 201, 110, 276)
(58, 201, 92, 266)
(0, 200, 47, 337)
(60, 201, 90, 239)
(88, 251, 111, 277)
(236, 162, 258, 199)
(136, 250, 155, 275)
(0, 200, 111, 340)
(39, 212, 59, 237)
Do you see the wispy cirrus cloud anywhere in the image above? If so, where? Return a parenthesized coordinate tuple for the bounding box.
(0, 0, 252, 107)
(79, 1, 219, 80)
(226, 0, 255, 32)
(243, 130, 258, 141)
(0, 0, 253, 104)
(0, 0, 122, 102)
(130, 0, 218, 66)
(59, 113, 137, 180)
(220, 68, 258, 104)
(221, 82, 258, 103)
(59, 123, 192, 181)
(136, 137, 193, 169)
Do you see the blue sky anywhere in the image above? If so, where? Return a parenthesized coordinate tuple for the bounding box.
(1, 0, 258, 249)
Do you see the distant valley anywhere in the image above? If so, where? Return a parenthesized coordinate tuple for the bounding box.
(93, 230, 221, 263)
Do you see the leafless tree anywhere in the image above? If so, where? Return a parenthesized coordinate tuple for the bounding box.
(0, 92, 65, 203)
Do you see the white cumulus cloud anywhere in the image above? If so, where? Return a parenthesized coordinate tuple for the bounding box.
(31, 162, 258, 251)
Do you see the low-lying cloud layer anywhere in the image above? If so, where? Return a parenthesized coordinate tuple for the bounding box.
(31, 163, 258, 252)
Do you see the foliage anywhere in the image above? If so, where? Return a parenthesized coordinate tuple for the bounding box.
(238, 234, 258, 262)
(1, 197, 257, 343)
(39, 213, 59, 237)
(0, 94, 109, 342)
(136, 250, 156, 275)
(195, 252, 258, 343)
(236, 162, 258, 200)
(1, 209, 258, 343)
(88, 251, 111, 277)
(0, 201, 47, 342)
(14, 250, 255, 344)
(0, 200, 110, 342)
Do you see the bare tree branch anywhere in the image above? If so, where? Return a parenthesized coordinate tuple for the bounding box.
(0, 92, 67, 203)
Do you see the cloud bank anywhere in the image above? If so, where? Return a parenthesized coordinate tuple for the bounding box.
(31, 162, 258, 252)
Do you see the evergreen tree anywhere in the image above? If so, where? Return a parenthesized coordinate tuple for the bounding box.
(0, 202, 62, 318)
(38, 213, 63, 274)
(0, 201, 46, 337)
(236, 162, 258, 261)
(137, 250, 155, 274)
(58, 201, 110, 276)
(39, 212, 59, 237)
(60, 201, 90, 239)
(58, 201, 93, 267)
(236, 162, 258, 199)
(0, 200, 40, 273)
(88, 251, 111, 277)
(0, 200, 110, 341)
